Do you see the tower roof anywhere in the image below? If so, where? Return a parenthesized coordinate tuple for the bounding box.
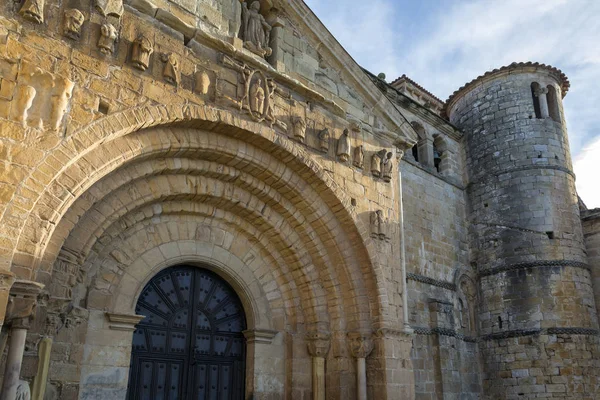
(445, 62, 570, 113)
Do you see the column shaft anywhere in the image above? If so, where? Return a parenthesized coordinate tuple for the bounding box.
(357, 357, 367, 400)
(312, 356, 326, 400)
(0, 325, 27, 399)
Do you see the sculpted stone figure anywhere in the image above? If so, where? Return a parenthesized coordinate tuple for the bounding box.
(250, 78, 265, 114)
(265, 80, 277, 122)
(337, 129, 351, 162)
(371, 150, 386, 178)
(95, 0, 124, 18)
(15, 85, 36, 127)
(292, 117, 307, 142)
(162, 53, 180, 85)
(195, 70, 211, 95)
(230, 0, 242, 38)
(131, 35, 153, 71)
(318, 128, 330, 153)
(63, 9, 85, 40)
(381, 151, 393, 182)
(240, 1, 273, 57)
(49, 78, 75, 131)
(370, 210, 386, 239)
(20, 0, 44, 24)
(353, 145, 364, 169)
(98, 23, 118, 55)
(16, 380, 30, 400)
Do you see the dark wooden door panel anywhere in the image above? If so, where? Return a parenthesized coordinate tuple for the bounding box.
(127, 266, 246, 400)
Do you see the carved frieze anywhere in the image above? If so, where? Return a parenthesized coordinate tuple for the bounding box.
(20, 0, 44, 24)
(162, 53, 180, 85)
(347, 332, 374, 359)
(63, 9, 85, 40)
(131, 35, 153, 71)
(292, 117, 306, 142)
(337, 129, 351, 162)
(353, 145, 364, 169)
(371, 149, 394, 182)
(95, 0, 124, 18)
(370, 210, 390, 241)
(221, 55, 286, 129)
(318, 128, 330, 153)
(98, 23, 118, 55)
(239, 1, 273, 58)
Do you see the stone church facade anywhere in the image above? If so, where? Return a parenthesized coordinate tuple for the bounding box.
(0, 0, 598, 399)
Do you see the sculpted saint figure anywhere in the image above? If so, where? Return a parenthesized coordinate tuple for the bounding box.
(353, 145, 364, 169)
(63, 9, 85, 40)
(20, 0, 45, 24)
(318, 128, 330, 153)
(240, 1, 273, 57)
(250, 78, 265, 114)
(131, 35, 153, 71)
(98, 23, 118, 55)
(371, 150, 386, 178)
(337, 129, 351, 162)
(293, 117, 307, 142)
(381, 151, 394, 182)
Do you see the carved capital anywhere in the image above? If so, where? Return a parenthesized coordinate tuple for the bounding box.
(374, 327, 414, 342)
(243, 329, 279, 344)
(347, 332, 374, 359)
(6, 280, 45, 326)
(106, 312, 145, 331)
(306, 331, 331, 358)
(535, 87, 549, 96)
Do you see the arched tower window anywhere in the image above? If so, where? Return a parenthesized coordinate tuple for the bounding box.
(433, 134, 451, 175)
(410, 121, 429, 166)
(531, 82, 542, 119)
(547, 85, 561, 123)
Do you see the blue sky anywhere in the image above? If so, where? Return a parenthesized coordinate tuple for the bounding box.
(304, 0, 600, 208)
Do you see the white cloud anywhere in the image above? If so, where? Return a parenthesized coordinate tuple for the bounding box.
(574, 137, 600, 209)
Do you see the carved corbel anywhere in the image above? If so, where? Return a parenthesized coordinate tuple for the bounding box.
(63, 9, 85, 40)
(337, 129, 351, 162)
(131, 35, 153, 71)
(161, 53, 180, 85)
(98, 23, 118, 55)
(318, 128, 330, 153)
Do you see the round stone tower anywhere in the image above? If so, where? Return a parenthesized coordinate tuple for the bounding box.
(447, 62, 600, 399)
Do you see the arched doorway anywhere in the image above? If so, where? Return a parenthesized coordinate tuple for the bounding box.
(127, 266, 247, 399)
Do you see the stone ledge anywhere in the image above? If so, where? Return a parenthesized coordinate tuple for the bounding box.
(105, 312, 145, 331)
(479, 260, 590, 278)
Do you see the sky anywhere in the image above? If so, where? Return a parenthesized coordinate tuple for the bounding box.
(304, 0, 600, 208)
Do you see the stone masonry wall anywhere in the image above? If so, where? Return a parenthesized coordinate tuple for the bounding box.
(448, 67, 600, 399)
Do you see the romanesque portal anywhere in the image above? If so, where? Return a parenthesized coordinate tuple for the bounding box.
(0, 0, 599, 399)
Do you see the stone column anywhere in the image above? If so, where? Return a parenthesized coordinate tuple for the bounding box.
(267, 16, 286, 72)
(0, 279, 44, 400)
(418, 137, 435, 168)
(306, 331, 330, 400)
(397, 149, 411, 332)
(348, 332, 374, 400)
(535, 87, 550, 118)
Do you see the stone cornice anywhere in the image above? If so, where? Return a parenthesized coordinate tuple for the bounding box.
(105, 312, 145, 331)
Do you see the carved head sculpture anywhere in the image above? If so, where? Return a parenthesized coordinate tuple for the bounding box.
(131, 35, 153, 71)
(337, 128, 351, 162)
(64, 8, 85, 40)
(353, 145, 365, 169)
(382, 151, 394, 182)
(250, 1, 261, 12)
(98, 23, 118, 55)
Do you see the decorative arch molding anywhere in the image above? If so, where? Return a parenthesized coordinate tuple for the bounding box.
(5, 103, 398, 331)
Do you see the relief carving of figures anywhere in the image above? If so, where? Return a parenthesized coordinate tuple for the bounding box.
(20, 0, 44, 24)
(161, 53, 180, 85)
(240, 1, 273, 58)
(381, 151, 393, 182)
(370, 210, 388, 241)
(318, 128, 330, 153)
(337, 129, 351, 162)
(95, 0, 124, 18)
(353, 145, 364, 169)
(249, 76, 265, 114)
(292, 117, 306, 142)
(15, 85, 36, 128)
(98, 23, 118, 55)
(50, 77, 75, 131)
(371, 150, 386, 178)
(63, 9, 85, 40)
(131, 35, 153, 71)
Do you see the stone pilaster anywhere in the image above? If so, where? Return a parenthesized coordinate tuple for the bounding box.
(370, 328, 415, 399)
(348, 332, 374, 400)
(307, 331, 331, 400)
(0, 279, 44, 400)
